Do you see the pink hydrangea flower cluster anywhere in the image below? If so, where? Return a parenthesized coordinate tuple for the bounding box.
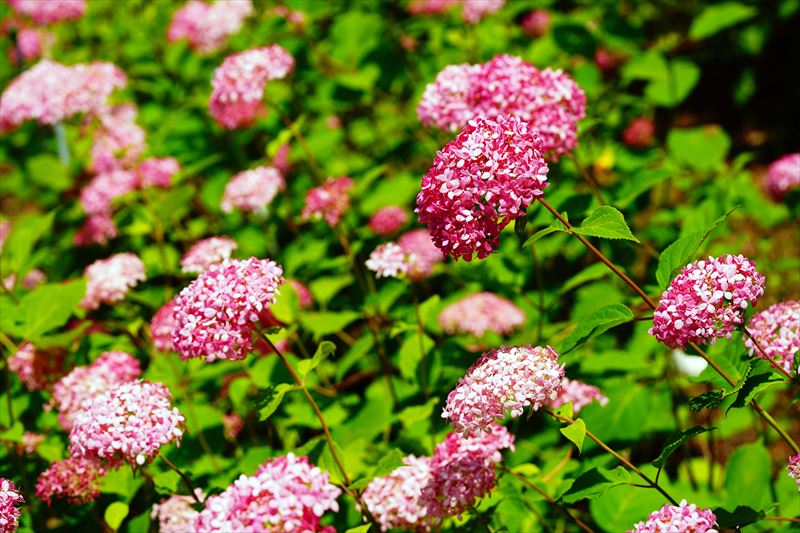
(443, 345, 564, 435)
(74, 212, 118, 246)
(138, 157, 181, 188)
(0, 478, 23, 533)
(744, 300, 799, 375)
(9, 342, 69, 391)
(366, 229, 444, 281)
(69, 380, 185, 467)
(408, 0, 458, 16)
(622, 117, 656, 148)
(150, 298, 178, 351)
(181, 236, 238, 274)
(521, 9, 551, 38)
(363, 455, 434, 531)
(417, 63, 482, 132)
(438, 292, 526, 337)
(629, 500, 717, 533)
(20, 432, 45, 455)
(168, 0, 253, 53)
(416, 115, 549, 260)
(79, 169, 138, 216)
(195, 454, 340, 532)
(0, 60, 125, 132)
(89, 104, 146, 174)
(172, 257, 285, 362)
(209, 46, 295, 129)
(301, 176, 354, 227)
(221, 166, 285, 213)
(788, 453, 800, 491)
(51, 351, 141, 431)
(35, 455, 106, 505)
(151, 491, 205, 533)
(369, 206, 409, 236)
(8, 0, 86, 24)
(81, 253, 146, 310)
(650, 254, 766, 349)
(764, 153, 800, 202)
(547, 378, 609, 414)
(461, 0, 505, 24)
(366, 243, 410, 279)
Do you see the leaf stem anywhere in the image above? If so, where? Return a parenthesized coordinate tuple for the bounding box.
(158, 453, 203, 505)
(742, 327, 798, 384)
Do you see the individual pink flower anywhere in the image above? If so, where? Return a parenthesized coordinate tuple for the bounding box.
(81, 252, 146, 310)
(0, 478, 23, 533)
(8, 0, 86, 24)
(79, 169, 138, 216)
(222, 412, 244, 441)
(221, 166, 285, 213)
(150, 298, 178, 351)
(438, 292, 525, 337)
(172, 257, 285, 362)
(650, 254, 766, 349)
(369, 206, 409, 236)
(363, 455, 435, 532)
(301, 176, 353, 227)
(366, 243, 410, 279)
(152, 491, 205, 533)
(788, 453, 800, 491)
(168, 0, 253, 53)
(622, 117, 656, 149)
(764, 153, 800, 202)
(594, 48, 625, 72)
(195, 454, 340, 533)
(744, 300, 799, 375)
(138, 157, 180, 188)
(181, 236, 238, 274)
(442, 345, 564, 435)
(271, 143, 292, 175)
(629, 500, 717, 533)
(9, 342, 69, 391)
(35, 455, 106, 505)
(521, 9, 551, 38)
(416, 115, 548, 260)
(461, 0, 504, 24)
(408, 0, 458, 15)
(89, 104, 146, 173)
(69, 380, 185, 467)
(547, 378, 609, 414)
(74, 212, 117, 246)
(209, 46, 294, 129)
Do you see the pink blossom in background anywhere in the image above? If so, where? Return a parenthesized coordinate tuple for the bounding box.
(8, 0, 86, 24)
(408, 0, 458, 16)
(152, 491, 205, 533)
(14, 27, 53, 62)
(271, 143, 292, 175)
(366, 229, 444, 281)
(416, 115, 549, 260)
(150, 298, 178, 351)
(622, 117, 656, 148)
(629, 500, 717, 533)
(547, 378, 609, 414)
(74, 212, 118, 246)
(417, 63, 482, 132)
(180, 236, 238, 274)
(20, 432, 45, 455)
(0, 478, 23, 533)
(301, 176, 354, 227)
(287, 279, 313, 308)
(369, 206, 409, 236)
(138, 157, 180, 188)
(788, 454, 800, 491)
(594, 48, 624, 72)
(172, 257, 285, 362)
(209, 46, 294, 129)
(35, 455, 106, 505)
(222, 412, 244, 441)
(9, 342, 69, 391)
(521, 9, 551, 38)
(764, 153, 800, 202)
(3, 268, 46, 292)
(366, 243, 410, 279)
(89, 104, 146, 174)
(363, 455, 435, 532)
(221, 166, 285, 213)
(744, 300, 799, 375)
(438, 292, 526, 337)
(0, 220, 9, 252)
(168, 0, 253, 53)
(194, 454, 340, 532)
(79, 169, 138, 216)
(81, 252, 146, 310)
(650, 254, 766, 349)
(442, 345, 564, 435)
(461, 0, 504, 24)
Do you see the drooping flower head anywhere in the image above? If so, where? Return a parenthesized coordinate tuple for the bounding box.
(416, 115, 548, 260)
(461, 0, 504, 24)
(788, 453, 800, 491)
(9, 342, 70, 391)
(150, 298, 178, 351)
(35, 455, 106, 505)
(521, 9, 551, 38)
(744, 300, 799, 375)
(0, 478, 23, 533)
(443, 345, 564, 435)
(363, 455, 435, 532)
(650, 254, 766, 349)
(195, 454, 340, 532)
(152, 491, 205, 533)
(81, 253, 146, 310)
(79, 169, 139, 216)
(763, 153, 800, 202)
(301, 176, 354, 227)
(8, 0, 86, 24)
(369, 206, 409, 236)
(181, 237, 238, 274)
(138, 157, 181, 189)
(547, 378, 609, 414)
(168, 0, 253, 53)
(89, 104, 146, 173)
(629, 500, 717, 533)
(221, 166, 285, 213)
(209, 46, 294, 129)
(622, 117, 656, 149)
(172, 257, 285, 362)
(438, 292, 525, 337)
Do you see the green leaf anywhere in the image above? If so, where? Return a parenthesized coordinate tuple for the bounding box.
(590, 484, 666, 532)
(308, 275, 354, 307)
(560, 418, 587, 454)
(523, 225, 567, 247)
(397, 332, 434, 380)
(688, 390, 724, 412)
(152, 471, 181, 495)
(1, 211, 55, 274)
(689, 2, 757, 40)
(255, 383, 297, 421)
(104, 502, 129, 532)
(727, 361, 785, 413)
(667, 126, 731, 172)
(644, 60, 700, 107)
(723, 442, 771, 510)
(713, 506, 765, 529)
(300, 311, 360, 339)
(345, 526, 372, 533)
(552, 402, 574, 420)
(18, 279, 86, 338)
(558, 303, 633, 353)
(651, 426, 714, 469)
(398, 397, 439, 428)
(561, 466, 631, 504)
(26, 154, 71, 191)
(297, 341, 336, 380)
(572, 206, 639, 242)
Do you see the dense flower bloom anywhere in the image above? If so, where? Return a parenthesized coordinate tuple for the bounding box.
(416, 115, 548, 260)
(0, 478, 23, 533)
(366, 243, 409, 279)
(74, 212, 117, 246)
(8, 0, 86, 24)
(369, 206, 409, 236)
(172, 257, 285, 362)
(764, 153, 800, 202)
(51, 351, 141, 430)
(547, 378, 609, 414)
(9, 342, 69, 391)
(443, 345, 564, 435)
(629, 500, 717, 533)
(138, 157, 180, 189)
(363, 455, 435, 532)
(150, 298, 178, 351)
(0, 60, 125, 132)
(650, 254, 766, 349)
(788, 454, 800, 491)
(438, 292, 525, 337)
(35, 455, 106, 505)
(195, 454, 340, 532)
(744, 300, 799, 375)
(417, 63, 482, 133)
(89, 104, 146, 173)
(209, 46, 294, 129)
(521, 9, 551, 38)
(221, 166, 285, 213)
(181, 237, 238, 274)
(79, 169, 138, 216)
(81, 253, 146, 310)
(152, 491, 204, 533)
(461, 0, 504, 24)
(168, 0, 253, 53)
(301, 176, 353, 226)
(622, 117, 656, 148)
(69, 380, 185, 467)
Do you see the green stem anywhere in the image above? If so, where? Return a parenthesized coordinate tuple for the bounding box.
(158, 453, 203, 504)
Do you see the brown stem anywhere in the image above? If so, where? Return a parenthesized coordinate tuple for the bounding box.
(761, 517, 800, 524)
(158, 453, 203, 505)
(743, 327, 798, 384)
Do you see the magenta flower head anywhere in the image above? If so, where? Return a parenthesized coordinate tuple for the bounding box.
(547, 378, 609, 414)
(438, 292, 526, 337)
(180, 236, 238, 274)
(369, 206, 409, 236)
(195, 454, 340, 532)
(89, 104, 146, 174)
(301, 176, 354, 227)
(80, 169, 138, 216)
(622, 117, 656, 149)
(366, 228, 444, 281)
(521, 9, 551, 38)
(0, 478, 23, 533)
(650, 254, 766, 349)
(81, 252, 146, 310)
(168, 0, 253, 53)
(788, 453, 800, 491)
(630, 500, 717, 533)
(221, 166, 285, 213)
(443, 345, 564, 435)
(461, 0, 504, 24)
(209, 46, 294, 129)
(366, 243, 409, 279)
(35, 455, 106, 505)
(172, 257, 285, 362)
(763, 153, 800, 202)
(152, 491, 205, 533)
(8, 0, 86, 24)
(744, 300, 799, 375)
(74, 213, 118, 247)
(416, 115, 548, 260)
(138, 157, 181, 189)
(150, 298, 178, 352)
(363, 455, 435, 532)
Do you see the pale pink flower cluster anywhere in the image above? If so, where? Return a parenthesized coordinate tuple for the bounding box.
(366, 229, 444, 281)
(151, 491, 204, 533)
(81, 253, 146, 310)
(366, 243, 409, 279)
(0, 60, 125, 132)
(416, 115, 549, 260)
(195, 454, 340, 532)
(138, 157, 181, 188)
(650, 254, 766, 349)
(417, 63, 482, 132)
(89, 104, 146, 174)
(69, 380, 185, 467)
(79, 169, 138, 216)
(168, 0, 253, 53)
(301, 176, 354, 227)
(443, 345, 564, 435)
(363, 455, 434, 531)
(438, 292, 525, 337)
(35, 455, 106, 505)
(521, 9, 551, 38)
(369, 206, 409, 236)
(181, 236, 238, 274)
(744, 300, 799, 375)
(8, 0, 86, 24)
(629, 500, 717, 533)
(9, 342, 68, 391)
(51, 351, 141, 431)
(0, 478, 23, 533)
(209, 46, 295, 129)
(461, 0, 504, 24)
(221, 166, 285, 213)
(74, 212, 117, 246)
(547, 378, 609, 414)
(172, 257, 285, 362)
(764, 153, 800, 202)
(788, 453, 800, 491)
(150, 298, 178, 351)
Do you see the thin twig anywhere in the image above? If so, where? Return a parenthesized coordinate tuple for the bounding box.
(158, 453, 203, 504)
(743, 327, 798, 384)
